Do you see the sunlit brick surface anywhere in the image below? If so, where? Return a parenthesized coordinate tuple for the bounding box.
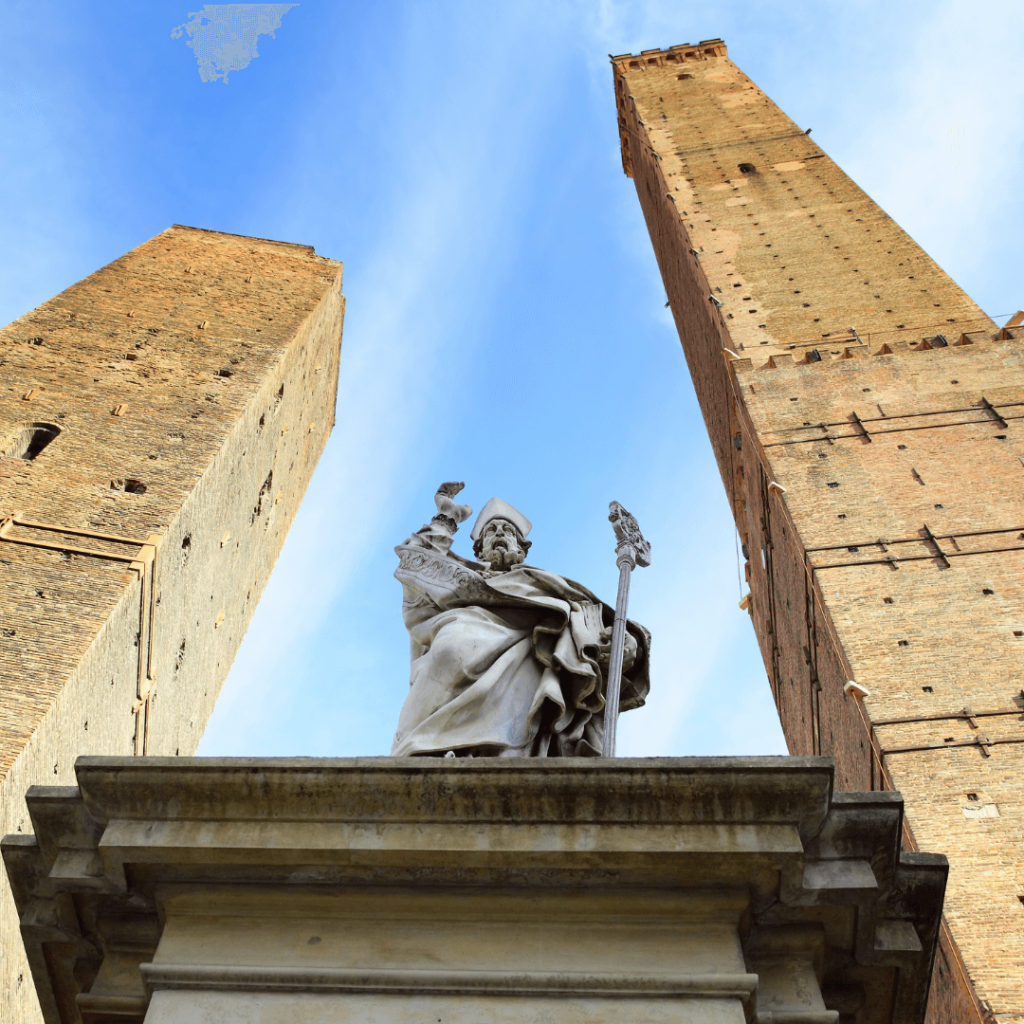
(616, 41, 1022, 1024)
(0, 225, 343, 1022)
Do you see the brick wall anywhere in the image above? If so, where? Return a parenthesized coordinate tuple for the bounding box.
(616, 41, 1022, 1023)
(0, 226, 344, 1022)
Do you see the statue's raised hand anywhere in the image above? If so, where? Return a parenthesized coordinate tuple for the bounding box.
(435, 482, 472, 525)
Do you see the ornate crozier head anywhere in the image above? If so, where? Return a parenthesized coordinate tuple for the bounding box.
(471, 497, 532, 571)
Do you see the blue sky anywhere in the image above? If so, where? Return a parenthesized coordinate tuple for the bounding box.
(2, 1, 1022, 758)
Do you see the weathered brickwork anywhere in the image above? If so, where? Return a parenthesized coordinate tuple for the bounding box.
(615, 41, 1022, 1024)
(0, 225, 344, 1022)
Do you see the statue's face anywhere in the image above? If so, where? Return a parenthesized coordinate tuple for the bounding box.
(479, 518, 526, 570)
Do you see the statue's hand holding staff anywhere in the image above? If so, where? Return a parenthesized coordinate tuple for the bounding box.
(596, 626, 637, 673)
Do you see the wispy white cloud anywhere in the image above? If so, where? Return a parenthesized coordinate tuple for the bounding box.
(200, 4, 574, 744)
(836, 1, 1024, 316)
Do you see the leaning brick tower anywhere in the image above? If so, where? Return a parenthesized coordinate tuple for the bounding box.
(0, 225, 344, 1022)
(615, 40, 1023, 1024)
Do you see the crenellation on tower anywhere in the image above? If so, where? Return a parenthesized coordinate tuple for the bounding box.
(616, 42, 1024, 1024)
(0, 225, 344, 1023)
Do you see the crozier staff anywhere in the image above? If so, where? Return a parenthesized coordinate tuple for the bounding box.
(391, 482, 650, 758)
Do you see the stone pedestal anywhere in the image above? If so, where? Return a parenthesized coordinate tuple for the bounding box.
(3, 757, 946, 1024)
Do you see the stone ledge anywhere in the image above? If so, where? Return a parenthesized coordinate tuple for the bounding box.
(4, 756, 947, 1024)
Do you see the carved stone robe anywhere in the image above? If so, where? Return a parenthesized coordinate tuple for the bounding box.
(391, 521, 650, 757)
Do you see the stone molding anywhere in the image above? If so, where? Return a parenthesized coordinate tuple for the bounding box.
(3, 757, 947, 1024)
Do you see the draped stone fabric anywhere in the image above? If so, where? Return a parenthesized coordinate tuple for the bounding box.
(391, 522, 650, 757)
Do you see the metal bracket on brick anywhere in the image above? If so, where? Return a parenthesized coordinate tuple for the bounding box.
(762, 399, 1023, 449)
(806, 524, 1024, 572)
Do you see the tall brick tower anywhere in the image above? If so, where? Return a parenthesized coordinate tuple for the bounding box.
(614, 41, 1022, 1024)
(0, 225, 344, 1022)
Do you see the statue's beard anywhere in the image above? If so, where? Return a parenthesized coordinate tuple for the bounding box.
(483, 541, 523, 570)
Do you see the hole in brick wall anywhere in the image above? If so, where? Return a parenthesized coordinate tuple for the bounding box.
(738, 162, 757, 174)
(790, 397, 799, 402)
(897, 444, 907, 450)
(837, 513, 846, 519)
(275, 385, 284, 407)
(994, 435, 1007, 440)
(258, 413, 265, 431)
(898, 640, 909, 647)
(943, 737, 954, 743)
(176, 639, 186, 670)
(4, 422, 60, 460)
(252, 471, 273, 524)
(884, 597, 894, 604)
(922, 685, 933, 692)
(181, 534, 191, 557)
(827, 482, 839, 488)
(983, 588, 994, 595)
(1015, 631, 1023, 637)
(110, 478, 147, 495)
(934, 504, 944, 509)
(967, 792, 979, 801)
(217, 368, 233, 378)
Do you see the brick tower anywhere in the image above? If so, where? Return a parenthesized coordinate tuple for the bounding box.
(614, 41, 1023, 1023)
(0, 225, 344, 1022)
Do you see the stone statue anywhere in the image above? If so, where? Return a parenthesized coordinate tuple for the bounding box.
(391, 483, 650, 757)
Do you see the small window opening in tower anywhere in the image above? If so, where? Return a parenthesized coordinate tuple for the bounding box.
(4, 422, 60, 461)
(738, 163, 757, 174)
(967, 793, 979, 801)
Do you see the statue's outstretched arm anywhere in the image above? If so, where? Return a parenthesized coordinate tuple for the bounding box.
(432, 481, 473, 534)
(400, 482, 474, 558)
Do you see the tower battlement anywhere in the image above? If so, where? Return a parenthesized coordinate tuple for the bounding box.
(610, 39, 728, 68)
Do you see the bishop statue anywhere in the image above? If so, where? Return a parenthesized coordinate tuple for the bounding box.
(391, 483, 650, 757)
